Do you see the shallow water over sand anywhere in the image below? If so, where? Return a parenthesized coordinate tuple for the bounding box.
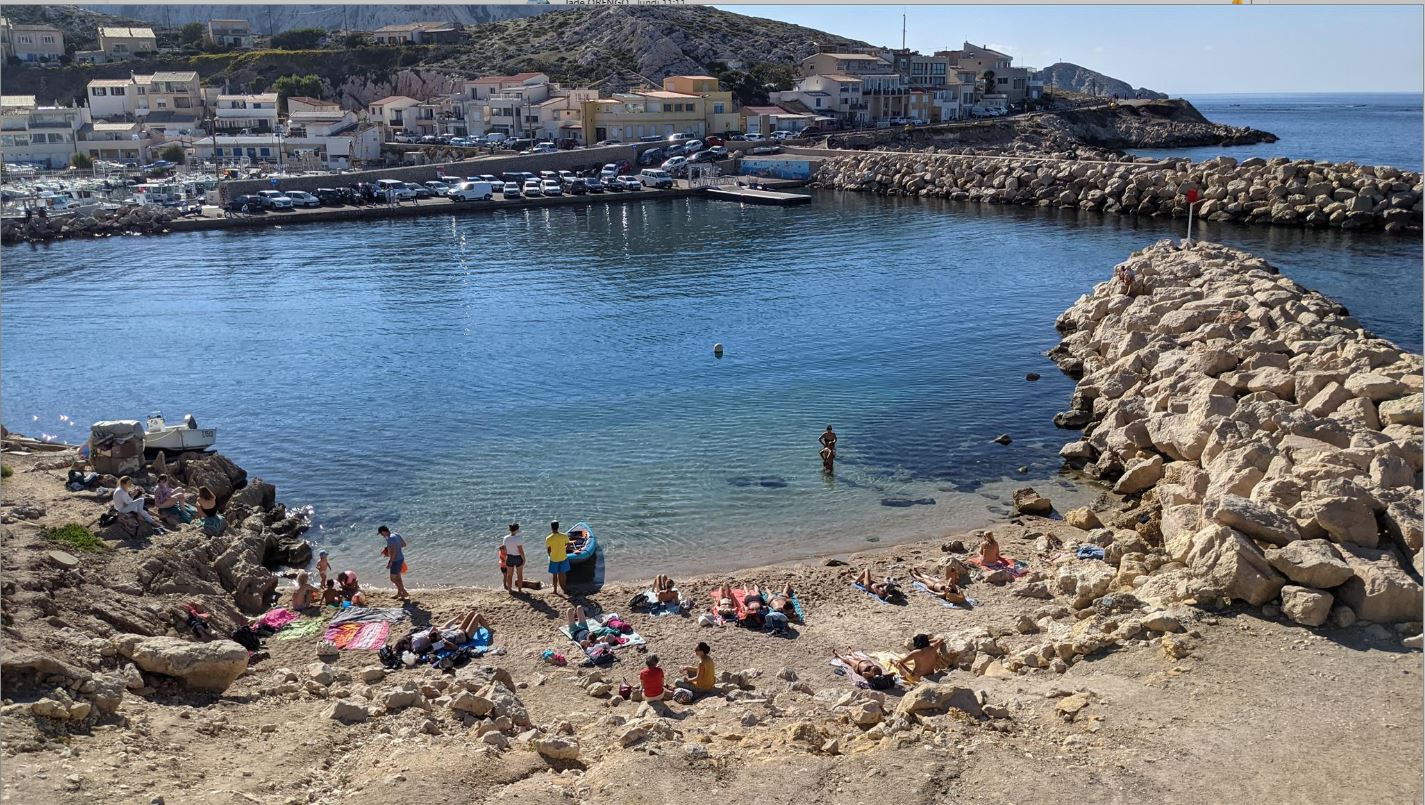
(3, 191, 1419, 585)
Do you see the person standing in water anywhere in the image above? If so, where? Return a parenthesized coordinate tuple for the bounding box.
(820, 444, 835, 472)
(819, 425, 837, 464)
(502, 523, 526, 594)
(379, 525, 410, 601)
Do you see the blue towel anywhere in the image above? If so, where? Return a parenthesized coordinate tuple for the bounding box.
(1076, 545, 1106, 560)
(912, 581, 978, 609)
(853, 582, 893, 604)
(431, 627, 494, 662)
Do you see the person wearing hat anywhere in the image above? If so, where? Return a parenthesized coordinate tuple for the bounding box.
(501, 523, 526, 594)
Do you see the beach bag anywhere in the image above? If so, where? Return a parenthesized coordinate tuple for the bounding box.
(606, 617, 633, 635)
(230, 626, 261, 652)
(867, 673, 895, 691)
(630, 592, 653, 612)
(618, 680, 633, 700)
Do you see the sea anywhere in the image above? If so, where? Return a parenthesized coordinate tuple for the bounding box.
(3, 94, 1421, 586)
(1131, 92, 1423, 171)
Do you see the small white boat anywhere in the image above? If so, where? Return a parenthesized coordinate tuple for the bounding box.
(144, 412, 217, 452)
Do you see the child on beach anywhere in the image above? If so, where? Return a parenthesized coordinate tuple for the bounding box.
(320, 579, 342, 607)
(316, 550, 331, 587)
(502, 523, 526, 594)
(291, 570, 320, 610)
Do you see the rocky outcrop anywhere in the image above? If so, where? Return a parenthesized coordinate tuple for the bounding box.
(1050, 240, 1423, 625)
(1, 204, 184, 245)
(812, 153, 1422, 234)
(114, 635, 249, 692)
(1036, 62, 1167, 100)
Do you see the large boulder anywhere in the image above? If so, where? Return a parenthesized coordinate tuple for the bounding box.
(1113, 454, 1165, 494)
(229, 478, 277, 511)
(1338, 546, 1424, 623)
(177, 452, 248, 508)
(1280, 586, 1333, 627)
(1013, 487, 1053, 516)
(114, 635, 249, 692)
(892, 683, 984, 719)
(1204, 494, 1300, 546)
(1179, 524, 1287, 606)
(1378, 394, 1423, 426)
(1264, 540, 1354, 589)
(534, 736, 580, 761)
(1053, 562, 1117, 609)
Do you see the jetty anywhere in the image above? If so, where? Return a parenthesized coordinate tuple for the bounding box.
(702, 184, 811, 206)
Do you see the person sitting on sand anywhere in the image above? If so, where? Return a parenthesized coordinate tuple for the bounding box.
(291, 570, 320, 610)
(676, 642, 716, 698)
(977, 532, 1001, 566)
(337, 571, 367, 606)
(853, 567, 904, 603)
(909, 568, 971, 607)
(640, 654, 671, 702)
(320, 578, 342, 607)
(893, 634, 948, 680)
(112, 476, 165, 531)
(652, 574, 679, 604)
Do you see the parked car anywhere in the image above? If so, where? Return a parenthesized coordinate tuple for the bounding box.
(637, 148, 664, 166)
(593, 139, 623, 146)
(743, 133, 765, 142)
(541, 179, 563, 196)
(660, 156, 688, 172)
(748, 145, 783, 156)
(639, 169, 674, 189)
(522, 179, 543, 197)
(706, 146, 728, 159)
(582, 177, 605, 193)
(393, 133, 416, 144)
(538, 170, 559, 182)
(424, 180, 452, 196)
(225, 194, 266, 213)
(405, 183, 433, 199)
(667, 133, 688, 143)
(448, 181, 495, 201)
(770, 130, 795, 140)
(558, 170, 577, 183)
(689, 149, 720, 164)
(664, 143, 687, 157)
(684, 139, 704, 153)
(257, 190, 293, 210)
(533, 142, 557, 153)
(600, 163, 620, 182)
(726, 134, 748, 141)
(704, 136, 726, 147)
(638, 134, 664, 143)
(602, 176, 623, 192)
(418, 135, 440, 144)
(563, 177, 587, 195)
(502, 181, 523, 199)
(313, 188, 346, 206)
(470, 174, 504, 192)
(797, 127, 824, 137)
(617, 176, 643, 191)
(285, 190, 321, 208)
(376, 179, 415, 200)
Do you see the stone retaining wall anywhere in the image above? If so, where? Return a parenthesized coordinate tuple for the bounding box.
(813, 152, 1423, 233)
(1050, 240, 1423, 627)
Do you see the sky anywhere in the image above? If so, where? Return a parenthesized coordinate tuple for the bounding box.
(712, 4, 1424, 94)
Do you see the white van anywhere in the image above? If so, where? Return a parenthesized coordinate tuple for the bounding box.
(639, 168, 674, 189)
(448, 181, 495, 201)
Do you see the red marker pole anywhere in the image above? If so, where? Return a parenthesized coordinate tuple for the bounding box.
(1185, 187, 1199, 247)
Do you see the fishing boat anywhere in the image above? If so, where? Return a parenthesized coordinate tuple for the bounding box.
(143, 412, 217, 452)
(565, 521, 600, 586)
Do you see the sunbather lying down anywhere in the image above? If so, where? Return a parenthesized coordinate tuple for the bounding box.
(713, 585, 739, 622)
(567, 605, 626, 649)
(853, 567, 904, 602)
(832, 648, 897, 690)
(909, 568, 971, 607)
(414, 610, 490, 653)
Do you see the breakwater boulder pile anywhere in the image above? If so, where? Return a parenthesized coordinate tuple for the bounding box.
(0, 204, 184, 245)
(812, 152, 1423, 233)
(1, 449, 313, 734)
(1049, 240, 1423, 629)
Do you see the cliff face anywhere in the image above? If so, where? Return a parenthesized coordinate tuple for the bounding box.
(1036, 62, 1168, 100)
(79, 4, 553, 35)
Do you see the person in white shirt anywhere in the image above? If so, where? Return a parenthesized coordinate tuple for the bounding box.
(112, 476, 164, 530)
(501, 523, 526, 594)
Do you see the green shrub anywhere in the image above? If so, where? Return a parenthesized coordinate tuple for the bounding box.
(0, 464, 12, 478)
(45, 523, 107, 553)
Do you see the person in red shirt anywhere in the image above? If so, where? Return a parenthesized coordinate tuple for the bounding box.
(639, 654, 668, 702)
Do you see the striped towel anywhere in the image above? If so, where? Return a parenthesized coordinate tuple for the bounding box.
(276, 617, 328, 640)
(322, 621, 390, 650)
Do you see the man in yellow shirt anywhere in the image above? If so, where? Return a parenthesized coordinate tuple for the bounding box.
(546, 520, 571, 596)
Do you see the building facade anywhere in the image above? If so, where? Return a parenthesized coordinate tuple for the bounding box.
(581, 90, 705, 143)
(367, 95, 421, 135)
(1, 96, 88, 168)
(215, 93, 278, 131)
(2, 19, 65, 63)
(98, 26, 157, 59)
(76, 121, 155, 163)
(206, 19, 253, 49)
(371, 22, 464, 45)
(798, 52, 893, 78)
(661, 76, 740, 135)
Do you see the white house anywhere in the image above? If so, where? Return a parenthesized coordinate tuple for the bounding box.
(367, 95, 421, 135)
(1, 96, 89, 168)
(215, 93, 278, 131)
(76, 120, 157, 164)
(186, 126, 382, 170)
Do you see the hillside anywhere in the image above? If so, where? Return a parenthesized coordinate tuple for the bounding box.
(0, 4, 146, 50)
(1036, 62, 1168, 100)
(0, 6, 870, 108)
(77, 4, 553, 36)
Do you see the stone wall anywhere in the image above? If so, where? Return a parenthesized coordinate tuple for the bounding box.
(813, 152, 1423, 233)
(1050, 240, 1423, 627)
(223, 145, 640, 201)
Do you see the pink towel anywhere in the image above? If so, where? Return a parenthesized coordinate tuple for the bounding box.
(259, 608, 300, 630)
(346, 622, 390, 651)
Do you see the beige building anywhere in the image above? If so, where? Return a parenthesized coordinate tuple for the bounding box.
(371, 22, 464, 45)
(206, 19, 253, 49)
(939, 42, 1031, 104)
(367, 95, 422, 134)
(2, 18, 65, 63)
(775, 74, 865, 125)
(798, 51, 892, 79)
(661, 75, 740, 135)
(144, 71, 204, 117)
(76, 120, 156, 164)
(581, 90, 705, 143)
(98, 26, 157, 59)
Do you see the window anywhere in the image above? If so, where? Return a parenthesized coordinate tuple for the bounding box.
(42, 36, 55, 44)
(998, 77, 1008, 86)
(114, 87, 125, 96)
(214, 147, 224, 156)
(713, 102, 724, 114)
(259, 147, 270, 156)
(0, 136, 12, 146)
(14, 135, 29, 146)
(92, 87, 107, 96)
(156, 101, 167, 109)
(175, 98, 192, 109)
(815, 98, 822, 108)
(137, 87, 146, 95)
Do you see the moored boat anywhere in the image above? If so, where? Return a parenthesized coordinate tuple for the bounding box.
(565, 521, 599, 586)
(143, 412, 217, 452)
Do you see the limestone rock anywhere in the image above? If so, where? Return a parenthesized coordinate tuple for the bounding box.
(1280, 585, 1333, 627)
(1114, 454, 1165, 494)
(1338, 547, 1424, 623)
(324, 698, 369, 724)
(1013, 488, 1053, 515)
(534, 736, 580, 761)
(1064, 507, 1103, 530)
(1264, 540, 1354, 589)
(114, 635, 249, 692)
(1204, 494, 1300, 546)
(1179, 524, 1287, 606)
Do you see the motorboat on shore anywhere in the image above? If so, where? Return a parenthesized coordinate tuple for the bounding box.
(143, 412, 217, 452)
(565, 521, 600, 586)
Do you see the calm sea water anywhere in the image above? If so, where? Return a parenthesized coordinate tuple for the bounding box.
(4, 193, 1419, 586)
(1132, 93, 1423, 171)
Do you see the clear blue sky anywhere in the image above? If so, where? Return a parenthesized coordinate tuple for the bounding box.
(712, 5, 1424, 94)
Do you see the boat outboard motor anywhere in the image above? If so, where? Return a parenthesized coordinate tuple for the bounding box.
(184, 414, 198, 430)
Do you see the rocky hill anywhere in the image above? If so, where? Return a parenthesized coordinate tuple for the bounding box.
(1037, 62, 1167, 100)
(78, 4, 553, 36)
(0, 4, 147, 50)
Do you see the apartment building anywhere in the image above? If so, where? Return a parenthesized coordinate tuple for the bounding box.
(661, 76, 740, 135)
(371, 22, 464, 45)
(98, 26, 157, 59)
(1, 96, 89, 168)
(1, 18, 65, 63)
(581, 90, 706, 143)
(206, 19, 254, 49)
(367, 95, 422, 135)
(214, 93, 278, 131)
(798, 51, 893, 78)
(76, 120, 157, 164)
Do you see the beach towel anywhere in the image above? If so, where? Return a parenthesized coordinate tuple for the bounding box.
(637, 590, 685, 617)
(432, 627, 494, 662)
(829, 651, 904, 694)
(328, 607, 407, 627)
(276, 617, 329, 640)
(258, 608, 300, 631)
(1076, 545, 1106, 561)
(969, 556, 1029, 578)
(912, 581, 979, 609)
(852, 581, 904, 604)
(322, 621, 390, 650)
(708, 588, 754, 625)
(561, 612, 646, 650)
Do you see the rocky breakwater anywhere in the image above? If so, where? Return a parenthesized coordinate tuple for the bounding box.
(1, 450, 315, 739)
(0, 204, 184, 245)
(812, 152, 1423, 234)
(1049, 240, 1423, 631)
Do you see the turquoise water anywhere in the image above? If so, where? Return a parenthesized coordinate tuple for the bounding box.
(1132, 93, 1423, 171)
(3, 192, 1420, 585)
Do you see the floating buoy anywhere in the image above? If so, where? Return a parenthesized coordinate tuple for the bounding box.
(713, 343, 724, 357)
